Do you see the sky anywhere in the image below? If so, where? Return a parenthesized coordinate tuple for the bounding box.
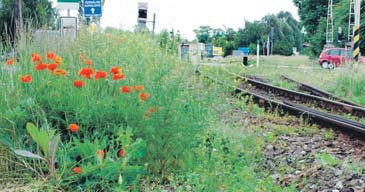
(51, 0, 299, 40)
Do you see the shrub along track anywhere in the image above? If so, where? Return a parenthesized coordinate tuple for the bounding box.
(196, 67, 365, 136)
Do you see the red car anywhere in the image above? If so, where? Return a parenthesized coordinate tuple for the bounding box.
(318, 47, 365, 69)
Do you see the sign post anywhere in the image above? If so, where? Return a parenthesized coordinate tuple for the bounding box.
(57, 0, 79, 10)
(84, 0, 102, 18)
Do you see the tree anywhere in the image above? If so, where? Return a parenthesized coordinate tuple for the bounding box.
(0, 0, 55, 44)
(193, 26, 213, 44)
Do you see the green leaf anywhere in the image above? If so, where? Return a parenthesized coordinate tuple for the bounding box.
(26, 123, 50, 158)
(13, 149, 45, 161)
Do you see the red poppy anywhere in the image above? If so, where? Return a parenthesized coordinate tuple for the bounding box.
(54, 69, 67, 76)
(79, 67, 94, 79)
(132, 85, 144, 91)
(149, 107, 156, 113)
(31, 53, 42, 63)
(112, 73, 125, 81)
(73, 167, 81, 174)
(69, 124, 79, 133)
(73, 80, 85, 88)
(6, 58, 14, 65)
(20, 74, 32, 83)
(54, 55, 62, 65)
(110, 66, 122, 74)
(139, 92, 150, 102)
(118, 148, 125, 157)
(96, 149, 105, 158)
(79, 54, 85, 59)
(83, 59, 93, 65)
(94, 71, 107, 80)
(48, 63, 58, 71)
(35, 61, 48, 71)
(46, 51, 56, 60)
(120, 86, 131, 93)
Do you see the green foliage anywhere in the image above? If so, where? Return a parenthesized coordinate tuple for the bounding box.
(194, 11, 302, 56)
(316, 152, 340, 167)
(322, 129, 335, 141)
(0, 0, 55, 43)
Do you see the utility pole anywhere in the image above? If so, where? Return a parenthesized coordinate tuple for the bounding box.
(325, 0, 334, 47)
(152, 13, 156, 37)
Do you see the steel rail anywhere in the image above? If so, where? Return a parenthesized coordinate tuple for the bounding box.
(197, 69, 365, 135)
(280, 75, 361, 107)
(219, 69, 365, 119)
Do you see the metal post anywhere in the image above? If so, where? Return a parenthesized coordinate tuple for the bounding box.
(67, 9, 70, 17)
(353, 0, 361, 70)
(257, 40, 260, 68)
(152, 13, 156, 37)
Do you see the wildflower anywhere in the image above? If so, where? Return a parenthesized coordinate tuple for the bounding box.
(79, 67, 94, 79)
(120, 86, 131, 93)
(132, 85, 144, 91)
(20, 74, 32, 83)
(94, 70, 107, 80)
(46, 51, 56, 60)
(110, 66, 122, 74)
(118, 148, 125, 158)
(35, 61, 48, 71)
(79, 54, 85, 59)
(53, 55, 62, 65)
(73, 167, 81, 174)
(31, 53, 42, 63)
(48, 63, 58, 71)
(54, 69, 67, 76)
(144, 111, 150, 118)
(112, 73, 125, 81)
(139, 92, 150, 102)
(118, 37, 124, 43)
(149, 107, 156, 113)
(69, 124, 79, 133)
(6, 58, 14, 65)
(83, 59, 93, 66)
(73, 80, 85, 88)
(96, 149, 105, 158)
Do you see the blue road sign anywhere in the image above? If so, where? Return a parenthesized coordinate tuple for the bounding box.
(84, 0, 102, 17)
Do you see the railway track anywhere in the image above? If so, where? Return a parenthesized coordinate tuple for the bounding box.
(197, 68, 365, 136)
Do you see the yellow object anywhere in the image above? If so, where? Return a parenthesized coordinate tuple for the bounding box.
(213, 46, 223, 56)
(89, 22, 97, 33)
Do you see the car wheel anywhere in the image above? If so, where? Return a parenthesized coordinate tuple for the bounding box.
(321, 61, 329, 69)
(328, 63, 335, 70)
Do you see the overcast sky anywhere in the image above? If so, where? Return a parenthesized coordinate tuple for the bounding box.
(52, 0, 299, 40)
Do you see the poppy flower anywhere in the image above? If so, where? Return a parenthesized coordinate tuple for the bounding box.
(83, 59, 93, 65)
(139, 92, 150, 102)
(79, 54, 85, 59)
(69, 124, 79, 133)
(6, 58, 14, 65)
(73, 167, 81, 174)
(73, 80, 85, 88)
(132, 85, 144, 91)
(35, 61, 48, 71)
(31, 53, 42, 63)
(94, 71, 107, 80)
(96, 149, 105, 158)
(149, 107, 156, 113)
(79, 67, 94, 79)
(120, 86, 131, 93)
(48, 63, 58, 71)
(110, 66, 122, 74)
(118, 148, 125, 157)
(112, 73, 125, 81)
(20, 74, 32, 83)
(46, 51, 56, 60)
(54, 69, 67, 76)
(53, 55, 62, 65)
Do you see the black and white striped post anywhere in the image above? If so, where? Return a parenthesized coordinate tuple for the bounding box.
(353, 0, 361, 70)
